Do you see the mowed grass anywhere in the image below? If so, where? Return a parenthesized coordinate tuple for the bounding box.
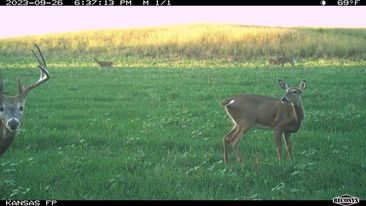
(0, 62, 365, 200)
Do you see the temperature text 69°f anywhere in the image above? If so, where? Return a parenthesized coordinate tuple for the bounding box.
(337, 0, 360, 5)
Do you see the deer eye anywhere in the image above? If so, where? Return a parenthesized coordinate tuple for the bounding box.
(292, 90, 297, 94)
(0, 105, 3, 112)
(19, 106, 24, 111)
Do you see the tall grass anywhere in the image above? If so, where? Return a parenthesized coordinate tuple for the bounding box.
(0, 24, 365, 61)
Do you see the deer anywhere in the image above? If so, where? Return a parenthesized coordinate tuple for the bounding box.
(267, 56, 296, 67)
(94, 57, 114, 69)
(279, 56, 296, 66)
(0, 44, 49, 157)
(221, 79, 307, 166)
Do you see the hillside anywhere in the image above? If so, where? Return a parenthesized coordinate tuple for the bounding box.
(1, 24, 365, 61)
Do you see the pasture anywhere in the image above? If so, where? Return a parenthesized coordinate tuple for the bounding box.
(0, 24, 365, 200)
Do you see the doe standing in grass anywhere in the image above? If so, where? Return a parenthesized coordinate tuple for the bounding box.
(0, 44, 49, 156)
(221, 79, 307, 166)
(267, 56, 296, 67)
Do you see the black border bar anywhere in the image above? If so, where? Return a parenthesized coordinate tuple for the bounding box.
(0, 0, 364, 6)
(0, 200, 342, 206)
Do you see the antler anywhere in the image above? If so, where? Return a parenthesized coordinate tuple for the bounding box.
(17, 44, 50, 97)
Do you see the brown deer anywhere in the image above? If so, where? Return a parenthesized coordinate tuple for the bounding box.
(0, 44, 49, 156)
(267, 56, 296, 67)
(221, 79, 307, 166)
(94, 57, 114, 68)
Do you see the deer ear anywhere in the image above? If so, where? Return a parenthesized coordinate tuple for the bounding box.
(299, 80, 307, 92)
(278, 79, 289, 90)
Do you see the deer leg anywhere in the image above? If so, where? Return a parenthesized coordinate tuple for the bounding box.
(223, 125, 239, 164)
(284, 132, 292, 160)
(274, 129, 283, 161)
(231, 124, 251, 167)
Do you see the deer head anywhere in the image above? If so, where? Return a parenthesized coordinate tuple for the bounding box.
(0, 44, 49, 156)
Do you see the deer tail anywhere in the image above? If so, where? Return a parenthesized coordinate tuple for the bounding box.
(221, 98, 235, 107)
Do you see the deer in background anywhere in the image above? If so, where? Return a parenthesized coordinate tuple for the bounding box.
(0, 44, 50, 156)
(94, 57, 114, 69)
(221, 79, 307, 166)
(268, 56, 296, 67)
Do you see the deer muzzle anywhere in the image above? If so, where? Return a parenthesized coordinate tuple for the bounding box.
(6, 118, 20, 131)
(281, 96, 289, 104)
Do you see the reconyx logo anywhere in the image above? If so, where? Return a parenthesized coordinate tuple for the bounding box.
(333, 194, 360, 206)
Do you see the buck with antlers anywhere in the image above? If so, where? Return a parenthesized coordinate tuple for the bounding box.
(221, 79, 307, 166)
(0, 44, 49, 156)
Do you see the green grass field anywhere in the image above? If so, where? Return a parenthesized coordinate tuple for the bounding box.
(0, 24, 365, 200)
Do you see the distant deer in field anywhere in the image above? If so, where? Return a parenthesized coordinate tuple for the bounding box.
(94, 57, 114, 68)
(0, 44, 50, 156)
(267, 56, 296, 67)
(221, 79, 307, 166)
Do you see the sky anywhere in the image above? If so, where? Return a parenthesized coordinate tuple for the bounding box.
(0, 6, 365, 38)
